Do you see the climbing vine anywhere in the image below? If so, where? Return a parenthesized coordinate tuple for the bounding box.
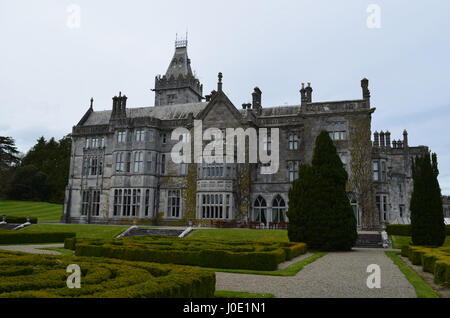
(183, 163, 197, 225)
(237, 163, 251, 222)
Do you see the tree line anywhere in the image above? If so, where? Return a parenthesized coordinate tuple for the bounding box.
(0, 135, 71, 204)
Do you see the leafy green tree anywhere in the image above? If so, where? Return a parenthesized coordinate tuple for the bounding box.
(0, 136, 20, 197)
(287, 131, 357, 251)
(410, 152, 446, 246)
(0, 136, 20, 171)
(6, 165, 51, 202)
(19, 135, 71, 203)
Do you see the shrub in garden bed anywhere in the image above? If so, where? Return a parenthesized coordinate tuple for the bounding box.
(387, 224, 450, 237)
(402, 245, 450, 286)
(0, 232, 75, 244)
(68, 236, 307, 271)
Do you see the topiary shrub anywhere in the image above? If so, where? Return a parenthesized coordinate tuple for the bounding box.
(410, 152, 446, 246)
(287, 131, 357, 251)
(0, 232, 75, 244)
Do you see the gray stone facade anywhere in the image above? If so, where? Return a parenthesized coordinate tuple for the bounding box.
(443, 196, 450, 219)
(372, 130, 428, 226)
(61, 41, 428, 229)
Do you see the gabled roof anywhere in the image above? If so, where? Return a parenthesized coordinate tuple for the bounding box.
(195, 90, 244, 123)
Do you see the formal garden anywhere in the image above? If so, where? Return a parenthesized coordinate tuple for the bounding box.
(0, 132, 449, 298)
(64, 236, 307, 271)
(0, 250, 215, 298)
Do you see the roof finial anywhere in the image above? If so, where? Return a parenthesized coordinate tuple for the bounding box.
(119, 91, 122, 97)
(90, 97, 94, 109)
(218, 72, 223, 92)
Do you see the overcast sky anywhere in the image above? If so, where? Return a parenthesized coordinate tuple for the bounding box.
(1, 0, 449, 194)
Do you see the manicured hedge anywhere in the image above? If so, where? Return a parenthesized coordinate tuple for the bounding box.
(1, 216, 38, 224)
(387, 224, 450, 236)
(69, 236, 307, 271)
(401, 245, 450, 286)
(0, 250, 215, 298)
(0, 232, 75, 245)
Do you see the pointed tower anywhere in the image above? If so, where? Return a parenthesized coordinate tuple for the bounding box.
(153, 37, 203, 106)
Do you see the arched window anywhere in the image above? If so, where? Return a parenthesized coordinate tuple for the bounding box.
(272, 195, 286, 223)
(349, 193, 360, 226)
(253, 196, 267, 224)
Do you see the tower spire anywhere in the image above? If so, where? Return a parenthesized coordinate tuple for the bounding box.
(153, 38, 203, 106)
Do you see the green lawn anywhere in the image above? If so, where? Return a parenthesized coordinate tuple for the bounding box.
(39, 247, 74, 256)
(391, 235, 450, 249)
(188, 228, 289, 242)
(385, 251, 439, 298)
(20, 224, 129, 240)
(0, 199, 62, 223)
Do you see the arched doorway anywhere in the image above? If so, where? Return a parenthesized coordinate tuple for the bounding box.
(272, 195, 287, 224)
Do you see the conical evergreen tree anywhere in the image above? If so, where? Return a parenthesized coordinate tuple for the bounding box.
(287, 131, 357, 250)
(410, 152, 445, 246)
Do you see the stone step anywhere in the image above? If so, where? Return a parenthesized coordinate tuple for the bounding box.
(355, 233, 383, 248)
(0, 224, 20, 230)
(125, 228, 185, 237)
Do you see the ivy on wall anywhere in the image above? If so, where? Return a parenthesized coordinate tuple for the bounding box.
(183, 163, 197, 224)
(237, 163, 251, 222)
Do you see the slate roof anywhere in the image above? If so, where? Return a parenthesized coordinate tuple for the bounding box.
(82, 102, 304, 126)
(82, 102, 208, 126)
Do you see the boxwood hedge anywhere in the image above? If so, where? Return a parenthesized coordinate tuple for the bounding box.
(387, 224, 450, 236)
(0, 250, 215, 298)
(68, 236, 307, 271)
(0, 232, 75, 245)
(1, 216, 38, 224)
(401, 245, 450, 286)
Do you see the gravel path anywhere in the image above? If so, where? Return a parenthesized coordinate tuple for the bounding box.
(216, 248, 417, 298)
(0, 244, 64, 255)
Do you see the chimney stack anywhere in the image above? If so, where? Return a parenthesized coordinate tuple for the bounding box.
(374, 131, 380, 147)
(300, 83, 307, 105)
(403, 129, 409, 149)
(380, 131, 385, 147)
(252, 87, 262, 110)
(361, 78, 370, 100)
(385, 131, 391, 149)
(111, 92, 127, 119)
(305, 82, 313, 103)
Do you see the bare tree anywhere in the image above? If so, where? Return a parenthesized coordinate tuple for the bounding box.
(348, 117, 379, 230)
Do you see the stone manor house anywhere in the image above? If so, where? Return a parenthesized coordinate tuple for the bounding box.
(61, 40, 429, 229)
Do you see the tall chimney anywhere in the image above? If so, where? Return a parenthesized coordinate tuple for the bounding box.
(380, 131, 386, 147)
(361, 78, 370, 100)
(300, 83, 307, 105)
(385, 131, 391, 149)
(305, 82, 313, 103)
(112, 96, 118, 113)
(252, 87, 262, 110)
(374, 131, 380, 147)
(403, 129, 409, 149)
